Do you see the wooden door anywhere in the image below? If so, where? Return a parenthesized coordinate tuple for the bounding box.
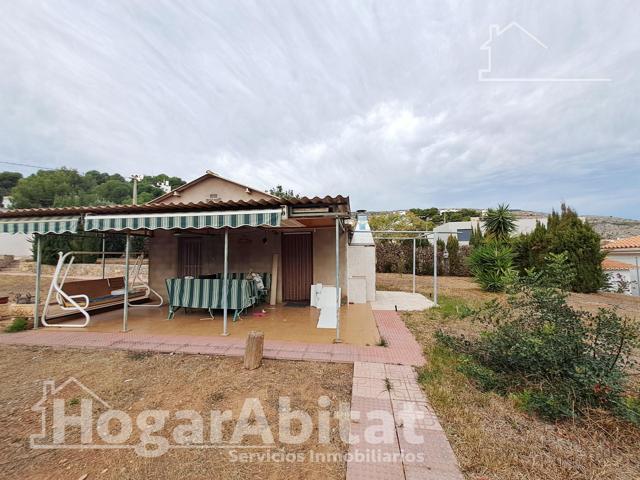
(177, 237, 202, 277)
(281, 232, 313, 301)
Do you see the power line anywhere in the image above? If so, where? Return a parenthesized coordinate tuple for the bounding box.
(0, 160, 55, 170)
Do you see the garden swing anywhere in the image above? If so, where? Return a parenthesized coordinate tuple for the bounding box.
(40, 250, 163, 328)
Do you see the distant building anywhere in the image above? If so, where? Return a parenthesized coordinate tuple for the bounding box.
(601, 236, 640, 296)
(0, 196, 32, 257)
(435, 217, 548, 245)
(601, 258, 639, 296)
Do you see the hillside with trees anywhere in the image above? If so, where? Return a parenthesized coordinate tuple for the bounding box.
(1, 168, 185, 209)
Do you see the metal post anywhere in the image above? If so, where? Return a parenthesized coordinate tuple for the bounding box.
(132, 179, 138, 205)
(412, 237, 416, 294)
(33, 234, 42, 329)
(122, 233, 131, 332)
(101, 234, 106, 279)
(433, 232, 438, 305)
(222, 229, 229, 336)
(335, 218, 341, 343)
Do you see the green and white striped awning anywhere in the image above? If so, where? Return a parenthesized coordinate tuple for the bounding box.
(0, 216, 80, 234)
(84, 209, 282, 231)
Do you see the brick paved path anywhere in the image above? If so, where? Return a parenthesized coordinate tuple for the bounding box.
(347, 362, 464, 480)
(0, 310, 424, 365)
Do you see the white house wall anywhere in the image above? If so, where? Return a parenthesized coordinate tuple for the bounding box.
(0, 232, 33, 257)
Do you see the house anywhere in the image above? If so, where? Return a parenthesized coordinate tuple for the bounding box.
(0, 196, 32, 258)
(602, 236, 640, 296)
(435, 216, 548, 245)
(602, 235, 640, 266)
(601, 259, 639, 296)
(0, 172, 378, 344)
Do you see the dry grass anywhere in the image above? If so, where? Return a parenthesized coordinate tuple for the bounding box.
(378, 273, 640, 480)
(0, 273, 57, 300)
(0, 346, 352, 480)
(378, 272, 640, 320)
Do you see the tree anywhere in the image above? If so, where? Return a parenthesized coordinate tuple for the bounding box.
(512, 221, 548, 273)
(483, 203, 516, 242)
(11, 169, 90, 208)
(268, 185, 300, 200)
(546, 204, 605, 293)
(94, 179, 132, 204)
(9, 168, 185, 208)
(0, 172, 22, 199)
(469, 224, 484, 248)
(446, 235, 461, 273)
(369, 211, 432, 233)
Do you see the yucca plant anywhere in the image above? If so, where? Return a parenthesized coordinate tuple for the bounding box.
(483, 203, 517, 242)
(469, 242, 516, 292)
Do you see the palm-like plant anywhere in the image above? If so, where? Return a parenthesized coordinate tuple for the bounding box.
(483, 204, 517, 242)
(468, 241, 516, 292)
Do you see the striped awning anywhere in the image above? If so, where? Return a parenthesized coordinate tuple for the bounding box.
(0, 216, 80, 234)
(84, 209, 282, 231)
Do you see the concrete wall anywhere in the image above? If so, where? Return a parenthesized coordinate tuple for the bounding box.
(347, 245, 376, 303)
(155, 176, 275, 205)
(148, 231, 179, 300)
(0, 233, 32, 257)
(148, 226, 348, 304)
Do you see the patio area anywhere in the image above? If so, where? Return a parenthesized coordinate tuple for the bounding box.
(52, 302, 382, 346)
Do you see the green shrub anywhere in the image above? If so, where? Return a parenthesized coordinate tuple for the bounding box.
(510, 389, 576, 421)
(438, 260, 640, 422)
(469, 224, 484, 248)
(615, 396, 640, 425)
(5, 317, 29, 332)
(457, 356, 508, 393)
(468, 241, 516, 292)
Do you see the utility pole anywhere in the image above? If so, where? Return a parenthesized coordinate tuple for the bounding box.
(130, 174, 144, 205)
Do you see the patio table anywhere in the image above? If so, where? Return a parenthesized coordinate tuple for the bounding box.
(165, 277, 254, 320)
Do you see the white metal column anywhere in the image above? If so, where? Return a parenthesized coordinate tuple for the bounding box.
(412, 238, 416, 294)
(433, 232, 438, 305)
(33, 234, 42, 329)
(222, 229, 229, 336)
(335, 218, 341, 342)
(122, 233, 131, 332)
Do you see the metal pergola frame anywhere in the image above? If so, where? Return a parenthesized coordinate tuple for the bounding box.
(371, 230, 458, 306)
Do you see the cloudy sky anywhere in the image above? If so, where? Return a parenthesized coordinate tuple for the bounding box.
(0, 1, 638, 217)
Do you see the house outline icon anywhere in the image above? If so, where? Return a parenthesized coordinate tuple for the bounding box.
(30, 377, 112, 448)
(478, 21, 610, 83)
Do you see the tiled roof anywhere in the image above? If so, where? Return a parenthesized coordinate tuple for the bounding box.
(602, 235, 640, 250)
(602, 258, 634, 271)
(0, 195, 350, 219)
